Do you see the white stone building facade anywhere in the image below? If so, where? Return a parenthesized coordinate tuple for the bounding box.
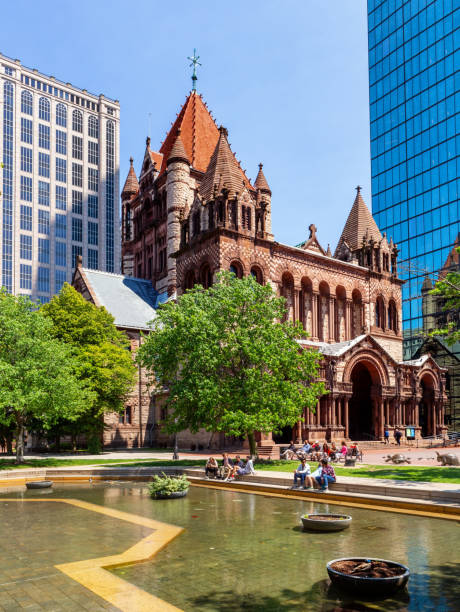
(0, 52, 120, 302)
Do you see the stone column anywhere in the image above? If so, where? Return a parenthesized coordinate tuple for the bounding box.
(414, 399, 419, 427)
(432, 401, 437, 435)
(330, 297, 336, 342)
(337, 397, 342, 426)
(344, 397, 349, 438)
(385, 399, 390, 428)
(379, 399, 384, 439)
(316, 400, 321, 426)
(312, 293, 318, 340)
(296, 420, 302, 443)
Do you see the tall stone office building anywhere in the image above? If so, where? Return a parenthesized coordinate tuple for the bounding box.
(0, 53, 120, 302)
(367, 1, 459, 426)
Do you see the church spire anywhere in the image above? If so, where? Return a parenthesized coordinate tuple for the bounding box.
(121, 157, 139, 198)
(335, 187, 382, 254)
(199, 126, 252, 201)
(255, 163, 271, 194)
(167, 129, 190, 166)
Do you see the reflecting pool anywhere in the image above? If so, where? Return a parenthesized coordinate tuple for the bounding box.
(1, 483, 459, 611)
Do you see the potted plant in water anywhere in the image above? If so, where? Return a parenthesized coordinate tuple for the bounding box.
(148, 472, 190, 499)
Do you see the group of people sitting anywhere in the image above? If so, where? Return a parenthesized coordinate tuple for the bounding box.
(281, 440, 361, 463)
(205, 453, 255, 481)
(292, 457, 337, 492)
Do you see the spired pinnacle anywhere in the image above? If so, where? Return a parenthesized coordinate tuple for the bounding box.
(187, 48, 202, 91)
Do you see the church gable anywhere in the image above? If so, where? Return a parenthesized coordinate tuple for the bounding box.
(298, 224, 326, 255)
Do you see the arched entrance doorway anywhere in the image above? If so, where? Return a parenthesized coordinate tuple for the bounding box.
(273, 426, 293, 444)
(348, 362, 375, 440)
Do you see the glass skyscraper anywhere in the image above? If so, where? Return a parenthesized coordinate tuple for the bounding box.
(367, 0, 459, 360)
(0, 52, 120, 303)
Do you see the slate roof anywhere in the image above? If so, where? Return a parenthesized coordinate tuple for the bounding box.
(299, 335, 366, 356)
(81, 268, 167, 330)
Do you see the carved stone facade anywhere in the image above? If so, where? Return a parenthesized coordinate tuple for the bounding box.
(116, 90, 448, 447)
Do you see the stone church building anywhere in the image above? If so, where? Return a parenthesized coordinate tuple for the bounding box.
(74, 90, 447, 450)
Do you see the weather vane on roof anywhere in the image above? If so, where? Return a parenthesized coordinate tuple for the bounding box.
(187, 49, 201, 91)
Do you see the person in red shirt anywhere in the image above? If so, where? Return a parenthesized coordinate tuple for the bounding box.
(315, 459, 336, 492)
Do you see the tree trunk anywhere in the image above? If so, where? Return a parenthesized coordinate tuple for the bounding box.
(71, 433, 77, 452)
(6, 433, 13, 455)
(15, 423, 25, 464)
(247, 431, 257, 457)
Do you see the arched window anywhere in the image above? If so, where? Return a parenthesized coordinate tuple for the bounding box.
(229, 261, 243, 278)
(39, 97, 50, 121)
(200, 264, 212, 289)
(388, 300, 397, 332)
(250, 266, 263, 284)
(88, 115, 98, 138)
(21, 90, 33, 115)
(56, 103, 67, 127)
(375, 296, 385, 329)
(184, 270, 195, 290)
(72, 110, 83, 132)
(192, 211, 201, 236)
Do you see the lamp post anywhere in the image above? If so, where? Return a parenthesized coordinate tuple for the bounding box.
(173, 418, 179, 460)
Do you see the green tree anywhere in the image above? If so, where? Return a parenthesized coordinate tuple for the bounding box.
(138, 272, 326, 455)
(42, 284, 137, 450)
(0, 291, 91, 462)
(430, 246, 460, 346)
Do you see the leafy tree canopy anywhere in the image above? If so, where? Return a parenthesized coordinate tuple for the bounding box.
(430, 246, 460, 346)
(42, 284, 137, 422)
(0, 291, 92, 462)
(138, 272, 326, 454)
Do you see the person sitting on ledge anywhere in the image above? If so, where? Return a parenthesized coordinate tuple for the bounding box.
(330, 442, 338, 461)
(205, 456, 219, 479)
(300, 440, 312, 456)
(226, 455, 255, 480)
(290, 458, 314, 489)
(281, 441, 297, 460)
(315, 458, 336, 492)
(219, 453, 234, 479)
(340, 441, 348, 460)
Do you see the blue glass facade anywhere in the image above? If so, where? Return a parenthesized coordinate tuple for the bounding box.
(368, 0, 460, 360)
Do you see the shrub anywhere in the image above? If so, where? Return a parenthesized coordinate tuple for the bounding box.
(148, 472, 190, 498)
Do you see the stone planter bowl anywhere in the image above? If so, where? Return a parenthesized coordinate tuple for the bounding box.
(26, 481, 53, 489)
(302, 513, 352, 532)
(151, 489, 189, 500)
(327, 557, 410, 596)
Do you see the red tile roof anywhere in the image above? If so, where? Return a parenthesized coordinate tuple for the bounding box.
(159, 91, 220, 174)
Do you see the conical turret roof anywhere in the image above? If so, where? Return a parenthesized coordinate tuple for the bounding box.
(159, 91, 220, 174)
(167, 129, 190, 165)
(199, 126, 253, 201)
(335, 187, 382, 254)
(255, 163, 271, 193)
(121, 157, 139, 198)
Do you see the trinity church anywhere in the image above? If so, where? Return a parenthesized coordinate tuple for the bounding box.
(74, 89, 447, 451)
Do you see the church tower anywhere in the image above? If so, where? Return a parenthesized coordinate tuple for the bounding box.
(166, 130, 191, 295)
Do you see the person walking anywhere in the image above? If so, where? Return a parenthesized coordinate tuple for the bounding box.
(394, 427, 402, 446)
(384, 426, 390, 444)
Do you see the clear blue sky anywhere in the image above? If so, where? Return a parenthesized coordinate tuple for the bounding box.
(2, 0, 371, 251)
